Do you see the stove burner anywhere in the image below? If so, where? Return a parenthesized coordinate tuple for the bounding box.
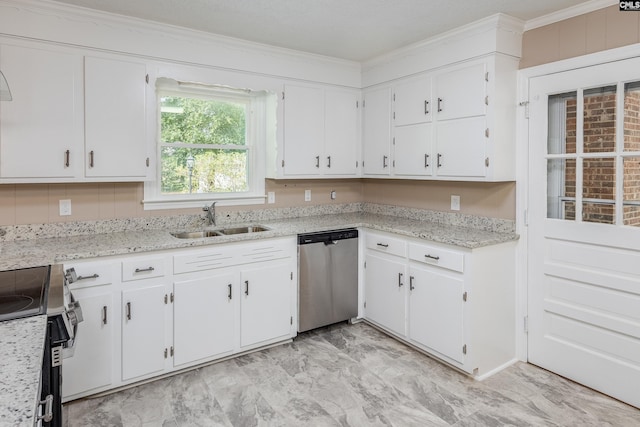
(0, 295, 36, 315)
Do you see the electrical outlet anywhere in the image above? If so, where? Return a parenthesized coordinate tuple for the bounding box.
(450, 195, 460, 211)
(330, 190, 336, 200)
(59, 199, 72, 216)
(304, 189, 311, 202)
(267, 191, 275, 204)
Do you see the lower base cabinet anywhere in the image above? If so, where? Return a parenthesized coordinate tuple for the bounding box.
(62, 237, 297, 402)
(364, 229, 515, 377)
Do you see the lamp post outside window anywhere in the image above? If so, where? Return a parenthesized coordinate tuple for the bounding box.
(186, 155, 195, 194)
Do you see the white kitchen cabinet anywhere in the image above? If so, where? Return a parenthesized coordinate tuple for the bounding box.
(408, 264, 465, 363)
(280, 84, 359, 177)
(362, 86, 391, 176)
(433, 62, 486, 122)
(173, 272, 236, 367)
(61, 260, 116, 402)
(363, 229, 516, 377)
(121, 283, 167, 381)
(393, 123, 433, 176)
(84, 56, 149, 179)
(0, 43, 84, 179)
(434, 117, 487, 178)
(393, 76, 432, 126)
(240, 261, 293, 348)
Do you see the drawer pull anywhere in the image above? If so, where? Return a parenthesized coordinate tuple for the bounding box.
(77, 273, 99, 281)
(425, 254, 440, 261)
(398, 272, 404, 287)
(376, 243, 389, 248)
(135, 267, 155, 273)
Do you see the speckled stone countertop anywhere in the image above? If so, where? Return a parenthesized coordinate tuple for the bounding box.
(0, 316, 47, 427)
(0, 211, 518, 271)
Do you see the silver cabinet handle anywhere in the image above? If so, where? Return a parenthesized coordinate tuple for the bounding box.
(77, 273, 99, 281)
(38, 394, 54, 423)
(437, 153, 442, 168)
(315, 156, 320, 168)
(64, 150, 70, 168)
(89, 150, 95, 168)
(228, 284, 232, 300)
(376, 243, 389, 248)
(135, 267, 155, 273)
(409, 276, 415, 291)
(126, 302, 131, 320)
(425, 254, 440, 261)
(327, 156, 331, 168)
(424, 100, 429, 115)
(398, 272, 404, 287)
(437, 97, 443, 112)
(424, 154, 429, 168)
(102, 305, 108, 325)
(244, 280, 249, 296)
(383, 155, 388, 168)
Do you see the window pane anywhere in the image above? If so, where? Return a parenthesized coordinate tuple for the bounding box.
(582, 157, 615, 224)
(161, 147, 248, 194)
(624, 81, 640, 152)
(547, 158, 576, 220)
(583, 86, 616, 153)
(624, 156, 640, 226)
(548, 92, 577, 154)
(160, 96, 247, 146)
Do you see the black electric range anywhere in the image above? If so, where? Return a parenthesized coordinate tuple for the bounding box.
(0, 265, 50, 321)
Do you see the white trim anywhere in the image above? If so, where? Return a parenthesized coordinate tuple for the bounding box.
(142, 196, 266, 211)
(524, 0, 618, 31)
(473, 358, 520, 381)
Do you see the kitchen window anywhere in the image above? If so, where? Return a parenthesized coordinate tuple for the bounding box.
(144, 78, 274, 209)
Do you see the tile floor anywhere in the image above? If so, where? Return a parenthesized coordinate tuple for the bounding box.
(64, 322, 640, 426)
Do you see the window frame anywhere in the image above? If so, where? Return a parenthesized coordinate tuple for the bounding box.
(144, 80, 268, 210)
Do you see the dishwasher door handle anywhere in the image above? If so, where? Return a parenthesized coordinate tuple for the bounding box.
(324, 240, 338, 245)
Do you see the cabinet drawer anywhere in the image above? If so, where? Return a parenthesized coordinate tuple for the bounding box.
(64, 260, 113, 289)
(174, 247, 238, 274)
(122, 256, 166, 281)
(409, 242, 464, 273)
(238, 239, 293, 263)
(366, 232, 407, 257)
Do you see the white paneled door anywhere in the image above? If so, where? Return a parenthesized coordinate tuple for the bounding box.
(528, 57, 640, 409)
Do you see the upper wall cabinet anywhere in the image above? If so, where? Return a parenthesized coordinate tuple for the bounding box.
(0, 42, 150, 183)
(270, 84, 360, 178)
(362, 55, 518, 182)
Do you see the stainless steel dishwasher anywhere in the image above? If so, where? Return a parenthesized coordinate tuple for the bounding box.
(298, 229, 358, 332)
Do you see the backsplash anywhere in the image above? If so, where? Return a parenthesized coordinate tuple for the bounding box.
(0, 202, 514, 241)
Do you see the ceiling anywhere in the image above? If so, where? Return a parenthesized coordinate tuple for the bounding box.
(49, 0, 591, 61)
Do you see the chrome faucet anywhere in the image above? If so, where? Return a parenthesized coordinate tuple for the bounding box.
(203, 201, 217, 226)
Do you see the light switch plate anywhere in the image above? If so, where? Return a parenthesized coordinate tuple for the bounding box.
(267, 191, 275, 204)
(59, 199, 72, 216)
(304, 189, 311, 202)
(450, 195, 460, 211)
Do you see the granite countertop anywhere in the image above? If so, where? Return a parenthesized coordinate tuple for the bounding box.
(0, 315, 47, 427)
(0, 212, 518, 271)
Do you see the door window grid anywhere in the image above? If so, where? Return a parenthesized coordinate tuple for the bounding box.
(546, 81, 640, 226)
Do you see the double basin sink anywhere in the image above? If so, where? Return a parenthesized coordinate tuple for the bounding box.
(171, 225, 270, 239)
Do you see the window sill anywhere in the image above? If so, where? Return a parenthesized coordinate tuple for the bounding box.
(142, 195, 266, 210)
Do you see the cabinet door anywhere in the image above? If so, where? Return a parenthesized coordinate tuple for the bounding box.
(324, 89, 359, 176)
(240, 261, 292, 348)
(364, 252, 406, 336)
(409, 264, 465, 363)
(362, 86, 391, 176)
(62, 287, 113, 399)
(434, 62, 486, 121)
(0, 44, 84, 178)
(283, 84, 324, 176)
(121, 284, 167, 381)
(435, 117, 487, 178)
(393, 77, 432, 126)
(173, 273, 236, 367)
(84, 56, 148, 179)
(394, 123, 433, 176)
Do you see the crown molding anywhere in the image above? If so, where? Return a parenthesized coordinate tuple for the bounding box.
(524, 0, 618, 31)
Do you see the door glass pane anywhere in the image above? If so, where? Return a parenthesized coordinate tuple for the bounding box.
(547, 158, 576, 220)
(582, 157, 615, 224)
(624, 156, 640, 226)
(548, 92, 577, 154)
(583, 86, 617, 153)
(624, 81, 640, 152)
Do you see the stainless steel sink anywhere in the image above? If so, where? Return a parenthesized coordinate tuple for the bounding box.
(218, 225, 270, 235)
(170, 230, 223, 239)
(170, 225, 269, 239)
